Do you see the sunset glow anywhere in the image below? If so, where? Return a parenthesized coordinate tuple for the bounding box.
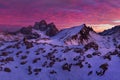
(0, 0, 120, 32)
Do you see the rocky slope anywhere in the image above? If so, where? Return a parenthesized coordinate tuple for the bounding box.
(0, 21, 120, 80)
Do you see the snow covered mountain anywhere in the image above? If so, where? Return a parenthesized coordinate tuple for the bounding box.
(0, 21, 120, 80)
(53, 24, 102, 45)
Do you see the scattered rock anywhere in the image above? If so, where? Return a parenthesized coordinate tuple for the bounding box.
(62, 63, 72, 71)
(88, 71, 92, 76)
(84, 42, 98, 50)
(50, 70, 57, 74)
(96, 63, 108, 76)
(23, 38, 33, 49)
(92, 52, 101, 56)
(4, 67, 11, 72)
(33, 58, 41, 63)
(86, 54, 92, 58)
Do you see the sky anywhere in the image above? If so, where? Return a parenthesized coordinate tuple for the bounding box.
(0, 0, 120, 32)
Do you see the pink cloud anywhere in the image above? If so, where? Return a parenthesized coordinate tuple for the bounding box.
(0, 0, 120, 32)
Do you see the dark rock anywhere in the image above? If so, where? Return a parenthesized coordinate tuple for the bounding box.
(75, 61, 83, 68)
(96, 63, 108, 76)
(73, 56, 80, 61)
(32, 58, 41, 63)
(33, 20, 59, 37)
(88, 71, 93, 76)
(86, 54, 92, 58)
(103, 53, 111, 61)
(19, 25, 40, 39)
(0, 52, 8, 56)
(25, 33, 40, 39)
(4, 67, 11, 72)
(21, 55, 27, 60)
(34, 68, 41, 73)
(46, 23, 59, 36)
(28, 66, 32, 75)
(23, 38, 33, 49)
(33, 20, 47, 31)
(111, 50, 119, 55)
(88, 63, 92, 68)
(5, 57, 14, 62)
(20, 61, 27, 65)
(62, 63, 72, 71)
(20, 26, 32, 34)
(84, 42, 98, 50)
(73, 48, 84, 53)
(50, 70, 57, 74)
(118, 44, 120, 49)
(92, 51, 101, 56)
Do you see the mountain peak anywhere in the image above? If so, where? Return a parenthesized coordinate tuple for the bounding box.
(33, 20, 47, 31)
(53, 24, 95, 45)
(46, 22, 59, 36)
(39, 20, 47, 25)
(16, 20, 59, 38)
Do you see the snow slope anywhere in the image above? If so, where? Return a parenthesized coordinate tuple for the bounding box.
(0, 23, 120, 80)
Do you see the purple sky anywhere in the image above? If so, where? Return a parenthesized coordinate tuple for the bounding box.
(0, 0, 120, 32)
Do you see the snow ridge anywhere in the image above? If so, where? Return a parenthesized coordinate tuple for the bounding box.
(0, 22, 120, 80)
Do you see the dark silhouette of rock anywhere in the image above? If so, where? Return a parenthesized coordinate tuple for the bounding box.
(4, 67, 11, 72)
(33, 20, 47, 31)
(25, 33, 40, 39)
(62, 63, 72, 71)
(86, 54, 92, 58)
(33, 20, 59, 36)
(84, 42, 98, 50)
(23, 38, 33, 49)
(20, 26, 32, 34)
(46, 23, 59, 36)
(96, 63, 108, 76)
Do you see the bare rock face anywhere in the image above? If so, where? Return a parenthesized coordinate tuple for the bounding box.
(23, 38, 33, 49)
(20, 26, 40, 39)
(84, 42, 99, 51)
(8, 20, 59, 40)
(55, 24, 94, 45)
(33, 20, 47, 31)
(33, 20, 59, 37)
(46, 23, 59, 36)
(20, 26, 32, 35)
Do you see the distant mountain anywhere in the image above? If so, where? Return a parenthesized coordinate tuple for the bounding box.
(0, 21, 120, 80)
(33, 20, 59, 37)
(99, 25, 120, 35)
(7, 20, 59, 39)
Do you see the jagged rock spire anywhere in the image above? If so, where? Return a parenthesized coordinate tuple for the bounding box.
(33, 20, 59, 36)
(33, 20, 47, 31)
(46, 22, 59, 36)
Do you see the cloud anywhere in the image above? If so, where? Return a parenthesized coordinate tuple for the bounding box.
(0, 0, 119, 32)
(113, 20, 120, 23)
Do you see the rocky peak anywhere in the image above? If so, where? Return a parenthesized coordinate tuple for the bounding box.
(70, 24, 94, 44)
(53, 24, 95, 45)
(39, 20, 47, 24)
(46, 22, 59, 36)
(33, 20, 59, 37)
(33, 20, 47, 31)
